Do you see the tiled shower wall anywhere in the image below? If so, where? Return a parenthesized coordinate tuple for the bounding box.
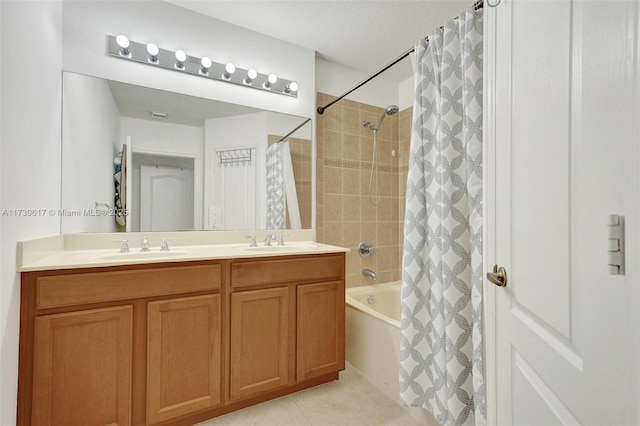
(316, 92, 412, 288)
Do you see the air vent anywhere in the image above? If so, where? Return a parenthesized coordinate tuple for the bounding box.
(150, 111, 168, 120)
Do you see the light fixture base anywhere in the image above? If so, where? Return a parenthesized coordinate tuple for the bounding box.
(107, 35, 298, 98)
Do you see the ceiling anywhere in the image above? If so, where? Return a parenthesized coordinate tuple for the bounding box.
(108, 80, 264, 127)
(166, 0, 475, 83)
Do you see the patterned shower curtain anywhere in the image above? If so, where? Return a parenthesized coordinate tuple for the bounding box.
(399, 4, 485, 426)
(266, 143, 286, 229)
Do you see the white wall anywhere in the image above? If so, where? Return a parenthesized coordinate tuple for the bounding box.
(62, 1, 315, 119)
(61, 72, 120, 233)
(316, 58, 416, 114)
(265, 111, 312, 140)
(398, 75, 414, 111)
(205, 113, 267, 230)
(316, 58, 400, 108)
(0, 2, 63, 424)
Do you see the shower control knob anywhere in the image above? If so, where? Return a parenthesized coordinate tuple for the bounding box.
(358, 240, 376, 259)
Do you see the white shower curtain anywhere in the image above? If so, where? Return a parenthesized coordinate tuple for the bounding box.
(266, 142, 286, 229)
(400, 4, 485, 426)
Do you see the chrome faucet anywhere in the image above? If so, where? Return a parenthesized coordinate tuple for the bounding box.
(140, 237, 151, 252)
(160, 237, 175, 251)
(277, 234, 289, 246)
(246, 235, 257, 247)
(112, 239, 130, 253)
(264, 234, 275, 246)
(362, 268, 377, 281)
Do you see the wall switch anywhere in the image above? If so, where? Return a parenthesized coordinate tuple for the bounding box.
(209, 206, 222, 229)
(607, 214, 625, 275)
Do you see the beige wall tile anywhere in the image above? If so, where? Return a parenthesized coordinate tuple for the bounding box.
(342, 196, 360, 222)
(377, 246, 395, 272)
(375, 197, 393, 221)
(323, 167, 342, 195)
(324, 130, 343, 159)
(360, 196, 376, 222)
(346, 250, 360, 276)
(376, 221, 396, 247)
(342, 168, 360, 196)
(342, 221, 361, 249)
(346, 274, 361, 288)
(316, 159, 324, 183)
(342, 133, 360, 161)
(323, 194, 342, 222)
(360, 221, 377, 243)
(360, 135, 374, 162)
(376, 271, 394, 284)
(343, 107, 361, 136)
(325, 103, 343, 133)
(316, 92, 406, 290)
(323, 221, 343, 246)
(360, 255, 377, 273)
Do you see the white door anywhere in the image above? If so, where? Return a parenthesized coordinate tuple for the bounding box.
(489, 1, 639, 424)
(140, 164, 194, 231)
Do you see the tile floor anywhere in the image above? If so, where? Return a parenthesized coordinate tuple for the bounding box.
(196, 363, 425, 426)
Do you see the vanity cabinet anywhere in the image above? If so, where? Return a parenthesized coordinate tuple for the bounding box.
(229, 287, 289, 401)
(18, 252, 345, 426)
(18, 262, 222, 426)
(228, 254, 345, 399)
(297, 281, 345, 381)
(147, 295, 222, 424)
(32, 305, 133, 426)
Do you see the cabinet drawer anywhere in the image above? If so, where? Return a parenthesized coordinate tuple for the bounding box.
(36, 264, 221, 309)
(231, 254, 344, 288)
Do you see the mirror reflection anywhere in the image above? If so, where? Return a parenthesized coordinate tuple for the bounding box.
(61, 72, 313, 233)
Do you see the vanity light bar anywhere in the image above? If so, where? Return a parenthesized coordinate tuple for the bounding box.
(107, 35, 299, 98)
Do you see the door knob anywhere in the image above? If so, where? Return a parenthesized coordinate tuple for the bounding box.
(487, 264, 508, 287)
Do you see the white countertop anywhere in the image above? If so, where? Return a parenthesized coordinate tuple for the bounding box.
(18, 231, 349, 272)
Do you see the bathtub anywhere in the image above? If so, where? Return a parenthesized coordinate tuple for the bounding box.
(346, 282, 440, 425)
(345, 282, 401, 401)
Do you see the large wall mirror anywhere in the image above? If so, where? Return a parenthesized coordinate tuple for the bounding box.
(61, 72, 313, 233)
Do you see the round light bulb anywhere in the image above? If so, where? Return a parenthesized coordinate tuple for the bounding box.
(175, 50, 187, 62)
(247, 68, 258, 80)
(225, 63, 236, 74)
(201, 56, 212, 69)
(146, 43, 159, 56)
(116, 34, 130, 49)
(288, 81, 299, 92)
(268, 73, 278, 84)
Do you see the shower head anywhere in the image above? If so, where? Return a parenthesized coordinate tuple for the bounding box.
(385, 105, 399, 115)
(373, 104, 399, 129)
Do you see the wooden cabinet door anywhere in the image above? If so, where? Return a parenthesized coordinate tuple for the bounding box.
(147, 294, 222, 424)
(230, 287, 289, 401)
(297, 281, 345, 381)
(32, 306, 133, 426)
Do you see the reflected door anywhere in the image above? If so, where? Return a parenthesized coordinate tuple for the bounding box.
(492, 1, 638, 424)
(140, 164, 194, 231)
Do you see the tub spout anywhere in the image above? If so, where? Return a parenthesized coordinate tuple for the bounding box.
(362, 268, 377, 281)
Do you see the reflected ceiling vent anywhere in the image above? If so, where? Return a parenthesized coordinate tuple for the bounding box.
(150, 111, 168, 120)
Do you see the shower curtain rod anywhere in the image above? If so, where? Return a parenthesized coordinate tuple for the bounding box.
(277, 118, 312, 143)
(316, 0, 493, 115)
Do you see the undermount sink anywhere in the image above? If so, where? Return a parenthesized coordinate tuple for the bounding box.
(97, 251, 189, 260)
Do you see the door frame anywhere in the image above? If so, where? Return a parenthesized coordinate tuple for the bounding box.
(131, 146, 202, 230)
(482, 3, 498, 425)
